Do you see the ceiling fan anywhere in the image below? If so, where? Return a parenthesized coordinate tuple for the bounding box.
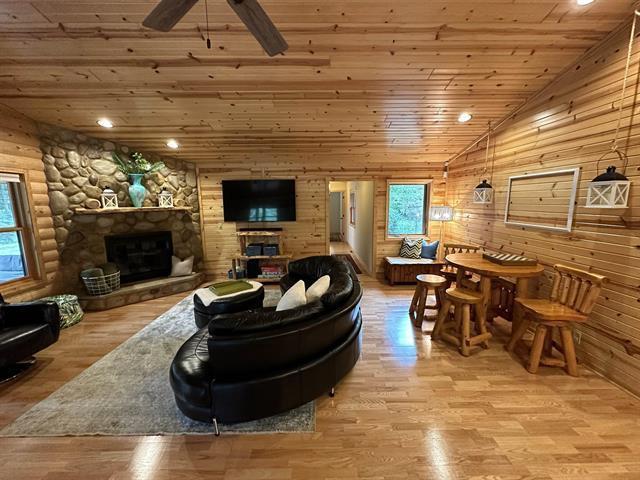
(142, 0, 288, 56)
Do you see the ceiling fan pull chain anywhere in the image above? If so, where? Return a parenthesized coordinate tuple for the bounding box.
(204, 0, 212, 49)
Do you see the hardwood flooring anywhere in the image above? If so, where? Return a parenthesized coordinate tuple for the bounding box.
(1, 278, 640, 479)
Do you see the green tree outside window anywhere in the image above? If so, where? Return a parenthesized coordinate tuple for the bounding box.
(387, 184, 429, 236)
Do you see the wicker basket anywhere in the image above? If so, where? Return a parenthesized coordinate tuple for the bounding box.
(81, 270, 121, 296)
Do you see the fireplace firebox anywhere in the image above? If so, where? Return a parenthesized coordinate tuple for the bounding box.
(105, 232, 173, 284)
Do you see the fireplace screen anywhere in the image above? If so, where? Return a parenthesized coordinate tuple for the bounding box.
(105, 231, 173, 284)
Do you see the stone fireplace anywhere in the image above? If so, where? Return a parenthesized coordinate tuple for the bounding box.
(38, 123, 203, 294)
(105, 231, 173, 284)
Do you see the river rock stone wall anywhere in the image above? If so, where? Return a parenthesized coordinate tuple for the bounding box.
(38, 124, 203, 291)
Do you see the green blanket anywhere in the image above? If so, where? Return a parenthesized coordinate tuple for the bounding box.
(209, 280, 253, 297)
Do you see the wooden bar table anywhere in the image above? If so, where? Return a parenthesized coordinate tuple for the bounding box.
(445, 253, 545, 340)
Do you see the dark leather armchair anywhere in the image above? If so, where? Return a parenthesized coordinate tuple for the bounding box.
(0, 293, 61, 383)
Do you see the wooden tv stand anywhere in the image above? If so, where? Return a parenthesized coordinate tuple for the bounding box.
(231, 231, 291, 284)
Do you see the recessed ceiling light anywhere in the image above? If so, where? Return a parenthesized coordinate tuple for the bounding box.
(458, 112, 473, 123)
(166, 139, 179, 150)
(97, 118, 114, 129)
(577, 0, 594, 5)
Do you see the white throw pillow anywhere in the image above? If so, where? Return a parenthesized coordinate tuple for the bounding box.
(276, 280, 307, 311)
(170, 255, 194, 277)
(306, 275, 330, 303)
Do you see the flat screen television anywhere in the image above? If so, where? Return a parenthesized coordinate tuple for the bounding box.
(222, 179, 296, 222)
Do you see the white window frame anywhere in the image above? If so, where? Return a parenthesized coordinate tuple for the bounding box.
(504, 168, 580, 233)
(0, 172, 39, 287)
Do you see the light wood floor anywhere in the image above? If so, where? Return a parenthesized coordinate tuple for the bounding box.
(1, 278, 640, 479)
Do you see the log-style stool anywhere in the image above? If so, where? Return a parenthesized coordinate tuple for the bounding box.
(432, 287, 492, 356)
(409, 274, 447, 328)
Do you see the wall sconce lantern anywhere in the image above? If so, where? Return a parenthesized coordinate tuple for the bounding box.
(585, 10, 638, 209)
(472, 121, 495, 205)
(473, 179, 494, 204)
(100, 186, 118, 209)
(158, 187, 174, 208)
(586, 165, 630, 209)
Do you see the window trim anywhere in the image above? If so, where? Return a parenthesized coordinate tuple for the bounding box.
(0, 169, 41, 289)
(385, 179, 433, 240)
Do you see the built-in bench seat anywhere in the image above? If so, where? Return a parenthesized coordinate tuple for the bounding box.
(384, 257, 445, 285)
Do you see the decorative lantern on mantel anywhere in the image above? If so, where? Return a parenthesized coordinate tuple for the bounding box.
(100, 186, 118, 209)
(158, 187, 174, 208)
(473, 179, 494, 204)
(586, 164, 631, 209)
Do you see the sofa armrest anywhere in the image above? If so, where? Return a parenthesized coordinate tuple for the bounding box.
(1, 301, 61, 330)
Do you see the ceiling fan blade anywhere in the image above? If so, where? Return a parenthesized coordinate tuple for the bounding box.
(227, 0, 288, 56)
(143, 0, 199, 32)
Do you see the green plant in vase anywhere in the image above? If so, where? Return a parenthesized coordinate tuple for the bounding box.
(111, 151, 164, 208)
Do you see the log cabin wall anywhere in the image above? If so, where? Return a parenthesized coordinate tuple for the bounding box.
(0, 106, 59, 301)
(198, 164, 445, 280)
(446, 21, 640, 395)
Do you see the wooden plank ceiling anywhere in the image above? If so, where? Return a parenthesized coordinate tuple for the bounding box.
(0, 1, 636, 165)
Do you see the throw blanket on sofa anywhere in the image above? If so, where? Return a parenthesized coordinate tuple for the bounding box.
(210, 280, 253, 296)
(195, 280, 262, 307)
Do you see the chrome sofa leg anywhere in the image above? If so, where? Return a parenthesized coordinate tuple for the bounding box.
(212, 417, 220, 436)
(329, 387, 335, 397)
(0, 356, 37, 384)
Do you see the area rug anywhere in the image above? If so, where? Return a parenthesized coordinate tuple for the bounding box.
(0, 289, 315, 437)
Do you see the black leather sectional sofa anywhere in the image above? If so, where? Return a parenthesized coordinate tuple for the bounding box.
(170, 256, 363, 430)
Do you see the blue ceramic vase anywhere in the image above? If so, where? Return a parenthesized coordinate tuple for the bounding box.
(128, 174, 146, 207)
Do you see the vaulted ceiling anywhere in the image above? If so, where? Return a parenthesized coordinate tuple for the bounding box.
(0, 1, 636, 166)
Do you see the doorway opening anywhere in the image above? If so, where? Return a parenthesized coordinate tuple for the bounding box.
(328, 181, 374, 275)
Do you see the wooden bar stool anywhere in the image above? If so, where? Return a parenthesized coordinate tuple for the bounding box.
(409, 274, 447, 328)
(432, 287, 492, 356)
(506, 264, 606, 376)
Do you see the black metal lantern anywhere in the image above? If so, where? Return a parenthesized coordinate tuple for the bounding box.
(473, 179, 494, 204)
(586, 165, 630, 208)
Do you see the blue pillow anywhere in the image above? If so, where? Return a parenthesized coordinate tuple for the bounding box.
(421, 240, 439, 260)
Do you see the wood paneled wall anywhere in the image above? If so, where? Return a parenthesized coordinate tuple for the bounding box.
(446, 21, 640, 395)
(198, 163, 444, 280)
(0, 106, 58, 301)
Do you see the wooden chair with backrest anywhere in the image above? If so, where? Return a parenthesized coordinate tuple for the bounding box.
(507, 264, 607, 376)
(440, 243, 481, 289)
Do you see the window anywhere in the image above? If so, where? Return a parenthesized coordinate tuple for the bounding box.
(0, 173, 35, 285)
(386, 181, 431, 237)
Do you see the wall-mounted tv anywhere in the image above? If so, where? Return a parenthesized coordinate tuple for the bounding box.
(222, 179, 296, 222)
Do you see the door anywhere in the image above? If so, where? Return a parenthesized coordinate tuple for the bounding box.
(329, 192, 343, 241)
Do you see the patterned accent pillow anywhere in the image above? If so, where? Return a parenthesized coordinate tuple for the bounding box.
(399, 238, 422, 259)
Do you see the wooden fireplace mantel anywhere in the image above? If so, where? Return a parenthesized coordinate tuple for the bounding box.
(73, 206, 192, 215)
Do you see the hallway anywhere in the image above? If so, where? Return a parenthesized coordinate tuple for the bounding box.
(329, 241, 367, 275)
